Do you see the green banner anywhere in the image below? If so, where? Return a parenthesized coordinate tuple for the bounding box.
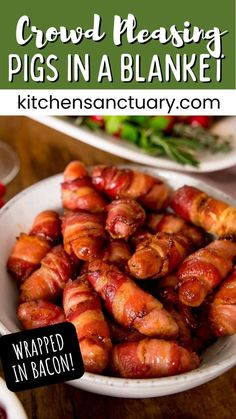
(0, 0, 234, 88)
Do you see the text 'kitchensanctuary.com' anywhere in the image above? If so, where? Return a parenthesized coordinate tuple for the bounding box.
(1, 90, 235, 115)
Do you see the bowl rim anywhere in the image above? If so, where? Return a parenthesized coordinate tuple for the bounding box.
(0, 377, 27, 419)
(1, 166, 236, 392)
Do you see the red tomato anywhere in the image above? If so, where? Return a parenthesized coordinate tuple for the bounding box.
(90, 116, 105, 128)
(91, 116, 104, 122)
(186, 116, 212, 128)
(0, 182, 6, 198)
(0, 198, 4, 208)
(113, 128, 122, 138)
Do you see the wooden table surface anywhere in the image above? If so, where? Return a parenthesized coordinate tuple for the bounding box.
(0, 116, 236, 419)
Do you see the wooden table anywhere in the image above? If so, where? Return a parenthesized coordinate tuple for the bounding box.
(0, 116, 236, 419)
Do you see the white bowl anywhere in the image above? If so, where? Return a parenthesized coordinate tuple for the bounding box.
(0, 165, 236, 398)
(0, 378, 27, 419)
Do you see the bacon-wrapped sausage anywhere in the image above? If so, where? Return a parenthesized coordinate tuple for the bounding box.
(62, 161, 106, 213)
(110, 339, 200, 378)
(177, 239, 236, 307)
(17, 300, 65, 329)
(7, 234, 51, 283)
(128, 232, 191, 280)
(30, 210, 61, 244)
(7, 210, 61, 283)
(103, 239, 132, 268)
(87, 261, 178, 339)
(62, 212, 106, 261)
(63, 276, 111, 373)
(106, 199, 145, 240)
(170, 185, 236, 237)
(210, 268, 236, 336)
(63, 160, 88, 181)
(146, 213, 206, 249)
(92, 165, 171, 211)
(19, 245, 72, 302)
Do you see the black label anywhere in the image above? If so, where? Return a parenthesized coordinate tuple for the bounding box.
(0, 322, 84, 391)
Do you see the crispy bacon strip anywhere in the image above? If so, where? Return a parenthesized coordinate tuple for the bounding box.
(92, 165, 171, 211)
(106, 199, 145, 240)
(62, 212, 106, 261)
(110, 339, 200, 378)
(63, 276, 111, 373)
(177, 239, 236, 307)
(62, 161, 106, 213)
(210, 268, 236, 336)
(146, 213, 206, 249)
(87, 261, 178, 339)
(19, 245, 72, 302)
(170, 185, 236, 237)
(17, 300, 65, 329)
(128, 232, 191, 280)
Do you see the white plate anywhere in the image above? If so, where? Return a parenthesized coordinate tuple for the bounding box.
(0, 166, 236, 398)
(0, 378, 27, 419)
(29, 116, 236, 173)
